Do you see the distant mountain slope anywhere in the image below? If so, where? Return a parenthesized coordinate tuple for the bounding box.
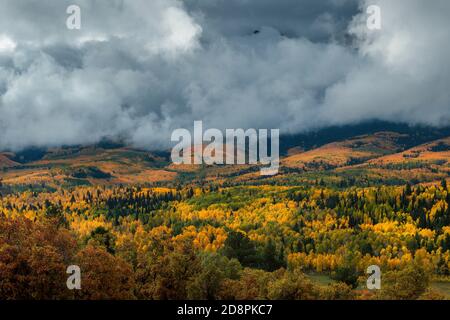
(1, 123, 450, 188)
(279, 121, 450, 155)
(283, 132, 407, 169)
(368, 137, 450, 165)
(0, 153, 19, 169)
(0, 147, 175, 187)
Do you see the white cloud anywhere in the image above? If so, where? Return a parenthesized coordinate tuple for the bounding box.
(320, 0, 450, 127)
(0, 0, 449, 151)
(157, 7, 202, 54)
(0, 35, 16, 53)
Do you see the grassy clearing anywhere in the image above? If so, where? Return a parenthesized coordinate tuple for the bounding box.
(305, 273, 335, 286)
(430, 281, 450, 298)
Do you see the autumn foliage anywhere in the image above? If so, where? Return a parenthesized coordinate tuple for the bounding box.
(0, 181, 449, 300)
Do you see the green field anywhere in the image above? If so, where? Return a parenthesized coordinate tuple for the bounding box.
(307, 273, 450, 298)
(306, 273, 335, 286)
(431, 281, 450, 298)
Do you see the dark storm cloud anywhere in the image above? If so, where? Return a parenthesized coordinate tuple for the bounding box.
(184, 0, 359, 41)
(0, 0, 449, 151)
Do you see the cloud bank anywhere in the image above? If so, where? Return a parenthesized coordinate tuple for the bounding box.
(0, 0, 449, 151)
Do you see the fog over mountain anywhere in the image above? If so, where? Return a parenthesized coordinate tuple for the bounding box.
(0, 0, 449, 151)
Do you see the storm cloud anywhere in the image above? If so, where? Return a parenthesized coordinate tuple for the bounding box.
(0, 0, 449, 151)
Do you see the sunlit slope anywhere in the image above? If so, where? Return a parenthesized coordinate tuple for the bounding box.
(0, 147, 175, 187)
(0, 153, 19, 169)
(368, 137, 450, 165)
(283, 132, 407, 169)
(353, 137, 450, 184)
(1, 132, 450, 187)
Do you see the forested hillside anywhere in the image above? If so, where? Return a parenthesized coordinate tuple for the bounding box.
(1, 181, 449, 299)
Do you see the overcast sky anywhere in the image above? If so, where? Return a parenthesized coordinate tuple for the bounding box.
(0, 0, 449, 151)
